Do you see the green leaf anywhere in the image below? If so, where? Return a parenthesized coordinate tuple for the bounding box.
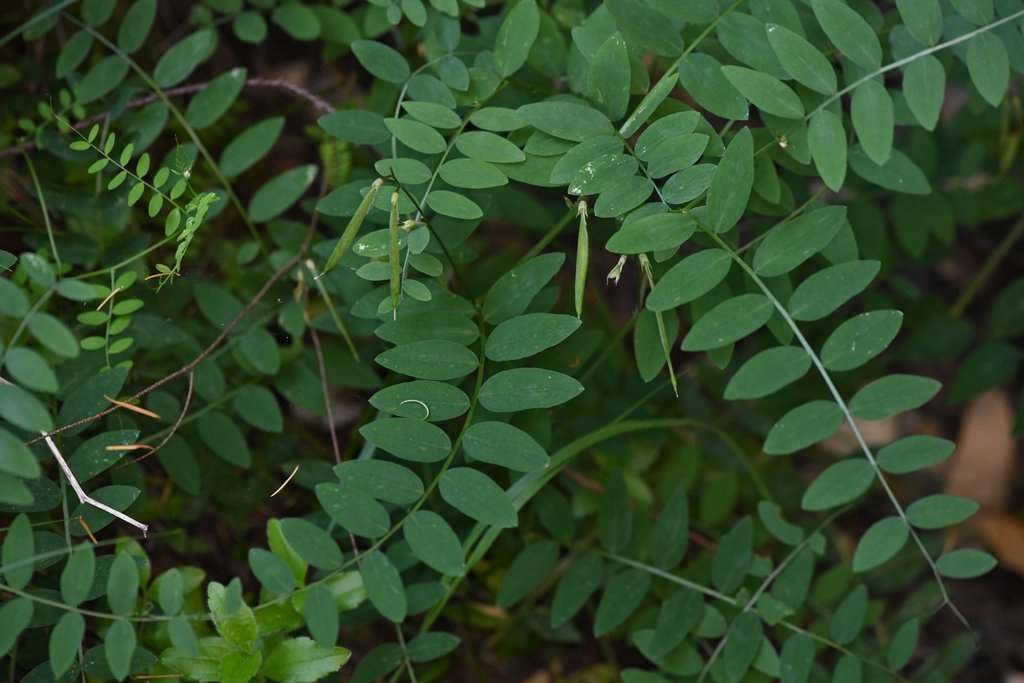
(766, 23, 836, 94)
(606, 0, 684, 57)
(350, 643, 402, 683)
(594, 569, 650, 636)
(757, 501, 803, 546)
(316, 483, 390, 538)
(233, 11, 267, 43)
(50, 611, 86, 677)
(272, 2, 321, 40)
(319, 110, 390, 145)
(646, 134, 709, 178)
(262, 637, 352, 683)
(906, 495, 979, 530)
(0, 429, 38, 480)
(948, 342, 1021, 403)
(197, 412, 251, 468)
(721, 66, 804, 119)
(233, 385, 284, 433)
(707, 127, 754, 233)
(681, 294, 773, 351)
(426, 190, 482, 219)
(375, 340, 479, 380)
(788, 260, 879, 321)
(830, 585, 867, 645)
(587, 33, 631, 121)
(482, 253, 565, 324)
(359, 418, 451, 463)
(0, 598, 32, 659)
(279, 517, 342, 570)
(517, 101, 613, 141)
(821, 310, 903, 371)
(848, 146, 931, 195)
(724, 611, 763, 683)
(107, 551, 139, 615)
(1, 514, 32, 589)
(438, 158, 507, 189)
(497, 540, 559, 608)
(678, 53, 748, 121)
(361, 550, 407, 622)
(852, 517, 908, 572)
(763, 400, 845, 455)
(849, 374, 941, 421)
(351, 40, 410, 84)
(376, 312, 479, 346)
(303, 585, 338, 650)
(651, 587, 703, 657)
(0, 278, 29, 317)
(811, 0, 881, 69)
(404, 510, 465, 576)
(28, 312, 79, 358)
(725, 346, 811, 401)
(646, 249, 732, 311)
(753, 206, 846, 277)
(208, 581, 257, 649)
(469, 107, 526, 132)
(902, 56, 945, 131)
(801, 458, 874, 511)
(57, 29, 92, 78)
(550, 554, 605, 627)
(935, 549, 997, 579)
(966, 32, 1009, 107)
(808, 109, 847, 191)
(486, 313, 580, 361)
(568, 154, 639, 195)
(5, 347, 58, 393)
(0, 383, 53, 432)
(780, 633, 814, 683)
(157, 568, 184, 616)
(593, 175, 655, 218)
(455, 131, 525, 163)
(369, 381, 469, 422)
(117, 0, 157, 53)
(712, 517, 753, 594)
(462, 421, 549, 472)
(887, 618, 920, 669)
(154, 29, 217, 87)
(493, 0, 540, 78)
(478, 368, 583, 412)
(384, 117, 446, 154)
(186, 67, 246, 129)
(650, 485, 689, 570)
(248, 164, 317, 222)
(406, 632, 460, 663)
(606, 213, 696, 254)
(220, 117, 286, 176)
(58, 544, 95, 609)
(439, 467, 517, 527)
(248, 548, 295, 594)
(104, 619, 136, 681)
(896, 0, 941, 45)
(334, 460, 424, 504)
(851, 81, 893, 165)
(74, 55, 130, 104)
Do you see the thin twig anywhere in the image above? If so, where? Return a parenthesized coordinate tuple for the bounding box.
(121, 370, 195, 467)
(42, 431, 149, 536)
(308, 323, 342, 465)
(0, 76, 334, 159)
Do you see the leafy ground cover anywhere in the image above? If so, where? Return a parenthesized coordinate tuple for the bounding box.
(0, 1, 1022, 681)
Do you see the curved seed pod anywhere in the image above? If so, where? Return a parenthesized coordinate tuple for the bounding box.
(389, 190, 401, 315)
(318, 177, 383, 277)
(575, 200, 589, 319)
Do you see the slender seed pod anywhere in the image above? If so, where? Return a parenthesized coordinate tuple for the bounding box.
(640, 253, 679, 397)
(388, 190, 401, 315)
(575, 199, 589, 319)
(318, 178, 383, 277)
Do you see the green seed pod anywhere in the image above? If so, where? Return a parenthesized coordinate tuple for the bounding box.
(319, 178, 383, 277)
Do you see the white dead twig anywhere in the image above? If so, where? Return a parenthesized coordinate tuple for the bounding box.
(41, 431, 149, 537)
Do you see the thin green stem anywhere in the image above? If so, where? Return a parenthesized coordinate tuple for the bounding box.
(951, 212, 1024, 318)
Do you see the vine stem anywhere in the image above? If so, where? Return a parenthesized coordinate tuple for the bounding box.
(950, 212, 1024, 318)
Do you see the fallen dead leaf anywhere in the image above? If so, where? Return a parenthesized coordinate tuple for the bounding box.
(945, 389, 1017, 511)
(976, 513, 1024, 576)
